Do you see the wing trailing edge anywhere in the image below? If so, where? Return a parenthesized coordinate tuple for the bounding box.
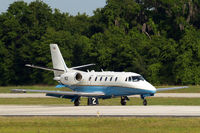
(11, 89, 105, 97)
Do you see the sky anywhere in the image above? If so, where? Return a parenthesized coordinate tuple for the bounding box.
(0, 0, 106, 16)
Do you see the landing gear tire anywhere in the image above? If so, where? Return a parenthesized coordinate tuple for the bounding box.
(121, 96, 127, 106)
(74, 97, 80, 106)
(143, 99, 147, 106)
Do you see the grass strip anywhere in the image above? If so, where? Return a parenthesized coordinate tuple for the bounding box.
(0, 117, 199, 133)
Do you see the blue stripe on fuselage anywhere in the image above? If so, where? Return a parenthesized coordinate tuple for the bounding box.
(62, 85, 156, 97)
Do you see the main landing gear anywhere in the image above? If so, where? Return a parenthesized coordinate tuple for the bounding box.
(74, 97, 80, 106)
(120, 96, 129, 105)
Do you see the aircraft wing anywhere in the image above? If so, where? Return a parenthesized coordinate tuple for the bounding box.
(11, 89, 105, 97)
(156, 86, 188, 92)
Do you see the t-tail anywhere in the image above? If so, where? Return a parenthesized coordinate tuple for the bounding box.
(50, 44, 69, 77)
(25, 44, 95, 81)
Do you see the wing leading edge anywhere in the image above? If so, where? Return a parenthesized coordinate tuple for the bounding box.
(11, 89, 105, 97)
(156, 86, 188, 92)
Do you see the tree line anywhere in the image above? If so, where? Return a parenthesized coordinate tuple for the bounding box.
(0, 0, 200, 86)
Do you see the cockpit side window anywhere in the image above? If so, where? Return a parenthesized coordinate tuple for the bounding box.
(126, 76, 145, 82)
(130, 76, 145, 82)
(132, 76, 139, 82)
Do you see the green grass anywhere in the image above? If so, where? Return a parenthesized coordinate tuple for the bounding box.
(0, 97, 200, 105)
(0, 85, 200, 93)
(0, 117, 199, 133)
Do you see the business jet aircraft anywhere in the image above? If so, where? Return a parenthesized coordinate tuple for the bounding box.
(12, 44, 187, 106)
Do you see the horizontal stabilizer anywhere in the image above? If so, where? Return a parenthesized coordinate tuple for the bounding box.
(25, 64, 64, 72)
(156, 86, 188, 92)
(11, 89, 105, 97)
(70, 63, 95, 69)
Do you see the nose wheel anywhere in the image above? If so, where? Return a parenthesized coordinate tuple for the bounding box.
(141, 95, 148, 106)
(143, 99, 147, 106)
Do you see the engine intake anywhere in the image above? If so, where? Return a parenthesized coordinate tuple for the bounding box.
(75, 73, 82, 81)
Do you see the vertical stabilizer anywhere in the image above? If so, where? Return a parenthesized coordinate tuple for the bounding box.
(50, 44, 69, 77)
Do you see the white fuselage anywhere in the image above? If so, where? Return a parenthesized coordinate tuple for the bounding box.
(60, 70, 157, 97)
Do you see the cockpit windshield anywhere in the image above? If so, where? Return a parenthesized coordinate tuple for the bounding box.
(127, 76, 145, 82)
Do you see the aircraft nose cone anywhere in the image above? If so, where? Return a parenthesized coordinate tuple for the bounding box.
(134, 81, 156, 94)
(145, 82, 157, 94)
(150, 85, 156, 94)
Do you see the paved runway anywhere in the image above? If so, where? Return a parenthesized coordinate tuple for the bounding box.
(1, 93, 200, 98)
(0, 105, 200, 117)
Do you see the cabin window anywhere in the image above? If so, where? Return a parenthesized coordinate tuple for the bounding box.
(105, 77, 107, 81)
(89, 77, 91, 81)
(128, 77, 132, 82)
(100, 77, 102, 81)
(115, 77, 118, 81)
(125, 77, 127, 82)
(95, 77, 97, 81)
(110, 77, 113, 81)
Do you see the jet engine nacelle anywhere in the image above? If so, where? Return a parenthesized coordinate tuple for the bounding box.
(60, 72, 82, 85)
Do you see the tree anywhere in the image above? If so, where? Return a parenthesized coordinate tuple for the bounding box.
(174, 26, 200, 84)
(0, 0, 200, 85)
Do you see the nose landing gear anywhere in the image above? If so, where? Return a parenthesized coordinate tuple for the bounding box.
(141, 95, 148, 106)
(120, 96, 129, 105)
(143, 99, 147, 106)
